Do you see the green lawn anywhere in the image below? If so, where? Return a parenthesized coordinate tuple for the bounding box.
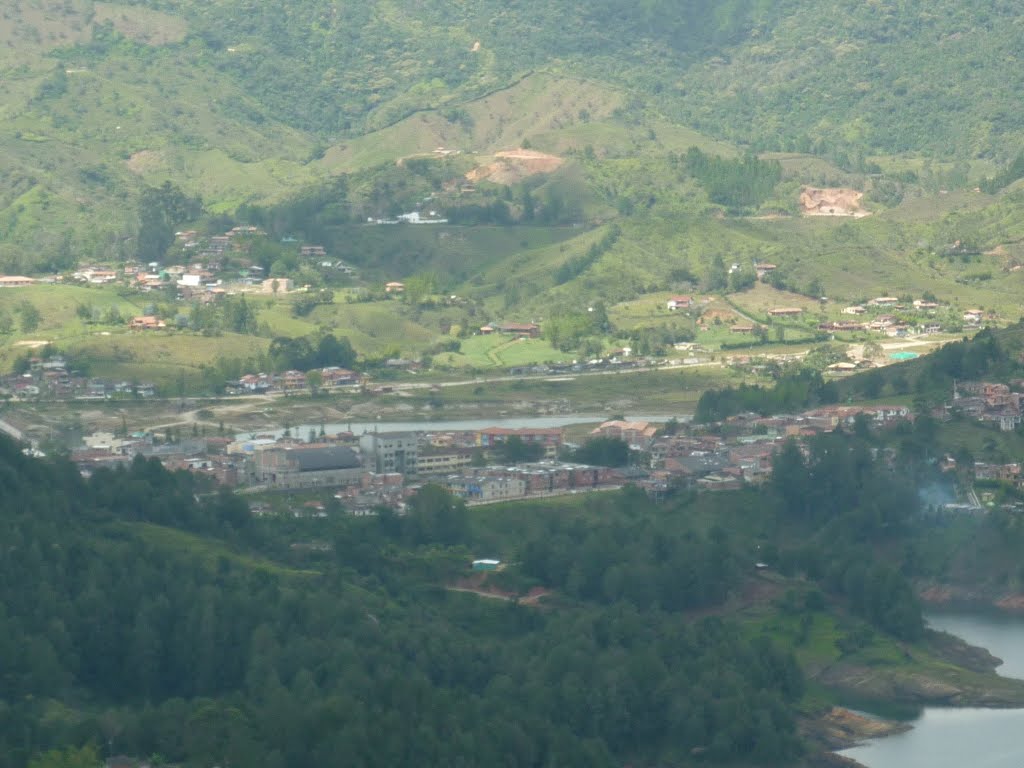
(425, 365, 738, 412)
(436, 333, 569, 369)
(112, 521, 319, 578)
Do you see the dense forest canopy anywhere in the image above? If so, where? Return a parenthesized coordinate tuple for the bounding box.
(0, 421, 950, 767)
(36, 0, 1024, 159)
(0, 437, 808, 767)
(9, 0, 1024, 283)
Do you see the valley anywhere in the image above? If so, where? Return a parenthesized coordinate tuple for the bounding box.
(6, 2, 1024, 767)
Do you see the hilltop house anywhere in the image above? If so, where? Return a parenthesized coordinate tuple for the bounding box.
(767, 307, 804, 317)
(666, 295, 692, 311)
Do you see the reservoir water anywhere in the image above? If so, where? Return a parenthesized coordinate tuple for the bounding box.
(839, 611, 1024, 768)
(237, 413, 683, 440)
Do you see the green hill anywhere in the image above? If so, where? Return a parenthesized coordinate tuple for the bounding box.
(5, 0, 1024, 265)
(6, 1, 1024, 385)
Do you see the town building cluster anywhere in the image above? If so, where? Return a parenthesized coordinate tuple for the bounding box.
(948, 380, 1024, 432)
(0, 353, 156, 400)
(64, 406, 924, 514)
(229, 367, 361, 394)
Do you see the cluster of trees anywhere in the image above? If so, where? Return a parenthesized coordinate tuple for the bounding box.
(495, 435, 545, 463)
(572, 436, 631, 467)
(544, 304, 610, 354)
(838, 325, 1018, 405)
(267, 333, 356, 372)
(0, 301, 45, 336)
(704, 253, 756, 293)
(625, 324, 694, 356)
(980, 151, 1024, 193)
(554, 225, 620, 285)
(290, 288, 335, 318)
(924, 328, 1009, 382)
(695, 369, 838, 423)
(187, 295, 262, 335)
(137, 182, 203, 263)
(768, 433, 925, 640)
(0, 439, 807, 767)
(682, 148, 782, 211)
(520, 491, 745, 611)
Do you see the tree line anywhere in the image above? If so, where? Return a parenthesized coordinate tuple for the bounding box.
(0, 437, 808, 767)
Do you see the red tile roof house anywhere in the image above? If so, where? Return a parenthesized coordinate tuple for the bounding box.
(666, 295, 692, 311)
(280, 370, 308, 391)
(592, 419, 659, 448)
(128, 315, 166, 330)
(320, 367, 359, 387)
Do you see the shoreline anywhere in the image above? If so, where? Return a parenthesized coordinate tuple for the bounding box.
(812, 605, 1024, 767)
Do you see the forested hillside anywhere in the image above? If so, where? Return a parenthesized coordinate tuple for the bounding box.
(0, 435, 810, 767)
(0, 421, 958, 767)
(7, 0, 1024, 272)
(4, 418, 1005, 767)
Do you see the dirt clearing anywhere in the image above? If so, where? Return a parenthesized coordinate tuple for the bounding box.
(466, 149, 564, 184)
(800, 186, 869, 217)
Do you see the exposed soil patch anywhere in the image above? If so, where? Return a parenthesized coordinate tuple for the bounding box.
(448, 574, 550, 605)
(466, 149, 564, 184)
(801, 186, 869, 217)
(696, 307, 740, 325)
(126, 149, 164, 174)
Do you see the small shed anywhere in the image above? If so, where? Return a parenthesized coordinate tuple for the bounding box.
(472, 559, 501, 572)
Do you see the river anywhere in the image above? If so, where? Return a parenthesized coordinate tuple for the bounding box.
(839, 611, 1024, 768)
(236, 413, 683, 440)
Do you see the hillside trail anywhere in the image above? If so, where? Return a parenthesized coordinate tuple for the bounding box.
(446, 586, 549, 605)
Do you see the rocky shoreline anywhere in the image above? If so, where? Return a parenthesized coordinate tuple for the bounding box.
(919, 583, 1024, 614)
(803, 617, 1024, 767)
(807, 706, 911, 749)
